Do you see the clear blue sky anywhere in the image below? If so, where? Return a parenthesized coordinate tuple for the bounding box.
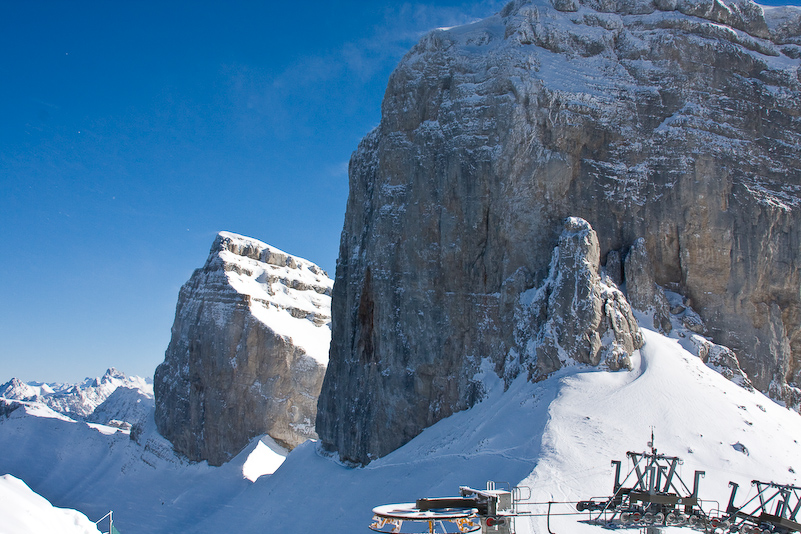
(1, 0, 798, 384)
(0, 1, 507, 384)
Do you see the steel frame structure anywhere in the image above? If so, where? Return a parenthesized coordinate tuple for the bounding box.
(578, 440, 709, 529)
(724, 480, 801, 533)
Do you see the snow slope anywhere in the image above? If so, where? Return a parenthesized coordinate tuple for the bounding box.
(1, 324, 800, 533)
(0, 474, 100, 534)
(202, 328, 801, 534)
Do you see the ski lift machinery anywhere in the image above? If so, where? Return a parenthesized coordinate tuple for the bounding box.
(368, 431, 800, 534)
(723, 480, 801, 534)
(577, 431, 710, 529)
(369, 481, 521, 534)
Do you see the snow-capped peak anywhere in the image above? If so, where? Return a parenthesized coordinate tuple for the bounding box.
(208, 231, 333, 364)
(1, 369, 153, 420)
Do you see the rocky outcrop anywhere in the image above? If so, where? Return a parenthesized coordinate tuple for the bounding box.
(318, 216, 643, 465)
(154, 232, 332, 466)
(514, 218, 642, 378)
(317, 0, 801, 464)
(687, 334, 754, 391)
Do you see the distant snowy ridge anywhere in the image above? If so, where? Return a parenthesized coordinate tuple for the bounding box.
(0, 386, 287, 533)
(154, 231, 332, 466)
(0, 368, 153, 427)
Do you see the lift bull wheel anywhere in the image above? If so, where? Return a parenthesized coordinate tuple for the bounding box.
(370, 483, 516, 534)
(369, 502, 481, 533)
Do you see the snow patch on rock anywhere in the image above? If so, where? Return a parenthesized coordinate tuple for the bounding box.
(215, 231, 333, 363)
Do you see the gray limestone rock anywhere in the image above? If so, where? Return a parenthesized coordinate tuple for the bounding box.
(317, 0, 801, 464)
(688, 334, 754, 391)
(518, 218, 643, 378)
(605, 250, 623, 288)
(624, 238, 673, 334)
(154, 232, 332, 466)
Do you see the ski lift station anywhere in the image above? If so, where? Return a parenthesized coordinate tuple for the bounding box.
(369, 435, 800, 534)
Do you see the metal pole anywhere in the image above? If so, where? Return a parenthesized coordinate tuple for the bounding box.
(547, 501, 556, 534)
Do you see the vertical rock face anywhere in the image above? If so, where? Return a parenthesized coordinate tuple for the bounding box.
(624, 238, 672, 334)
(317, 0, 801, 464)
(154, 232, 332, 466)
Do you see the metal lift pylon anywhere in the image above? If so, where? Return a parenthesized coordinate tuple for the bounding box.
(724, 480, 801, 533)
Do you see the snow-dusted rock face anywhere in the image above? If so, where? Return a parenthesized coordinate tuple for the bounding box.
(687, 333, 755, 391)
(513, 218, 643, 379)
(623, 238, 672, 334)
(318, 0, 801, 464)
(154, 232, 332, 466)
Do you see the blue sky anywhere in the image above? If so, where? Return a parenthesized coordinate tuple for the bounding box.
(0, 1, 501, 383)
(1, 0, 507, 383)
(1, 0, 799, 384)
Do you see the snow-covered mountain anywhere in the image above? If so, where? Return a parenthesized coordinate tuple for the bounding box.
(0, 368, 152, 423)
(320, 0, 801, 465)
(1, 320, 799, 533)
(154, 231, 333, 466)
(4, 0, 801, 531)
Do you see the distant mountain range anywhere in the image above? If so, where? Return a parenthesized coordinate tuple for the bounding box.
(1, 368, 152, 427)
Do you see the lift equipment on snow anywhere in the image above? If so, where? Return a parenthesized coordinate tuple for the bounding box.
(723, 480, 801, 533)
(578, 430, 710, 530)
(368, 431, 799, 534)
(369, 481, 517, 534)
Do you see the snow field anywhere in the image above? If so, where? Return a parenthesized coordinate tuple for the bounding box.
(1, 326, 800, 533)
(0, 474, 100, 534)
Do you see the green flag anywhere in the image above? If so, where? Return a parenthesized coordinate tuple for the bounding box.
(110, 524, 121, 534)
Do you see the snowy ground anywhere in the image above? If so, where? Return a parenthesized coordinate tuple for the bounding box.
(1, 325, 800, 533)
(0, 474, 101, 534)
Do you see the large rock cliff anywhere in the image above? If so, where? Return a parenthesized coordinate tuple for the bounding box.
(154, 232, 332, 466)
(317, 0, 801, 465)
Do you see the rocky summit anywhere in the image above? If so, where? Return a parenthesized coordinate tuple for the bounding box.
(317, 0, 801, 465)
(154, 232, 332, 466)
